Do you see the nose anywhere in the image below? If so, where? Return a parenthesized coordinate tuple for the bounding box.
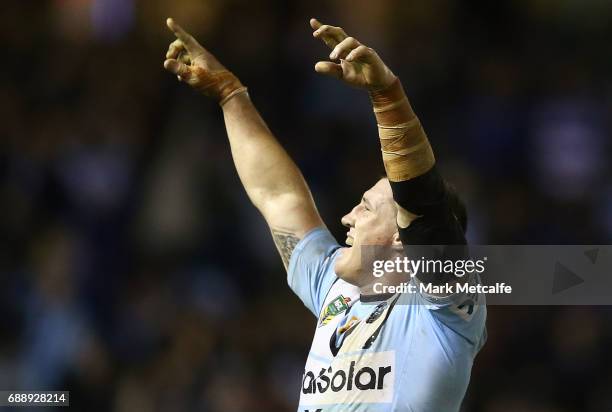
(341, 205, 358, 228)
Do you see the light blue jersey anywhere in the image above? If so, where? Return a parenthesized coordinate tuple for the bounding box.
(287, 227, 487, 412)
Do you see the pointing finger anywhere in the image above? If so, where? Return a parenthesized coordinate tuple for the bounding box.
(166, 18, 198, 52)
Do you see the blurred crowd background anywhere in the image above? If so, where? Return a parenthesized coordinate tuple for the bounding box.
(1, 0, 612, 411)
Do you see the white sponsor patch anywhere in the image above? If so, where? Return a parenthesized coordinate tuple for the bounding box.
(300, 351, 395, 406)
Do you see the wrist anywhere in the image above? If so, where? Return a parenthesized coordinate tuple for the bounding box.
(372, 77, 433, 181)
(192, 67, 246, 104)
(367, 74, 398, 94)
(219, 87, 249, 107)
(368, 76, 403, 107)
(369, 77, 417, 126)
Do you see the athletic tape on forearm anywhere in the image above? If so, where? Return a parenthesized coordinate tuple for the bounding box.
(191, 67, 247, 106)
(369, 79, 435, 182)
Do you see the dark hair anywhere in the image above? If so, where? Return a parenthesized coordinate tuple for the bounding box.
(444, 181, 468, 234)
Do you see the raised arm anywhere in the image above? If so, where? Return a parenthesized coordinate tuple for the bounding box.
(163, 18, 323, 268)
(310, 18, 465, 245)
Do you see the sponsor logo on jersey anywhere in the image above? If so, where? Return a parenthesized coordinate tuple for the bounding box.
(300, 351, 395, 405)
(318, 295, 350, 327)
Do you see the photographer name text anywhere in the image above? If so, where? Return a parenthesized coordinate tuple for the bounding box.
(373, 281, 512, 295)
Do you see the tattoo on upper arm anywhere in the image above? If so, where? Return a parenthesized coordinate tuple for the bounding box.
(272, 229, 300, 268)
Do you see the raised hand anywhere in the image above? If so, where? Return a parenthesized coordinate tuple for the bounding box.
(310, 18, 396, 91)
(163, 18, 245, 104)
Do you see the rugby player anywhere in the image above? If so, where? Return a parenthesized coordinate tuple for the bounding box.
(163, 17, 486, 412)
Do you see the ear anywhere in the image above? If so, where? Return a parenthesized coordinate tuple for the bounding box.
(392, 231, 403, 247)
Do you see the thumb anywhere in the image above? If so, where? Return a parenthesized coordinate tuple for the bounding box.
(164, 59, 192, 78)
(314, 61, 342, 79)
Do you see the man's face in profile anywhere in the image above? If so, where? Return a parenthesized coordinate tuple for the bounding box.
(334, 178, 402, 286)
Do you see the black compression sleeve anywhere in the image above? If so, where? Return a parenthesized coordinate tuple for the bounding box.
(390, 166, 466, 246)
(389, 166, 446, 216)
